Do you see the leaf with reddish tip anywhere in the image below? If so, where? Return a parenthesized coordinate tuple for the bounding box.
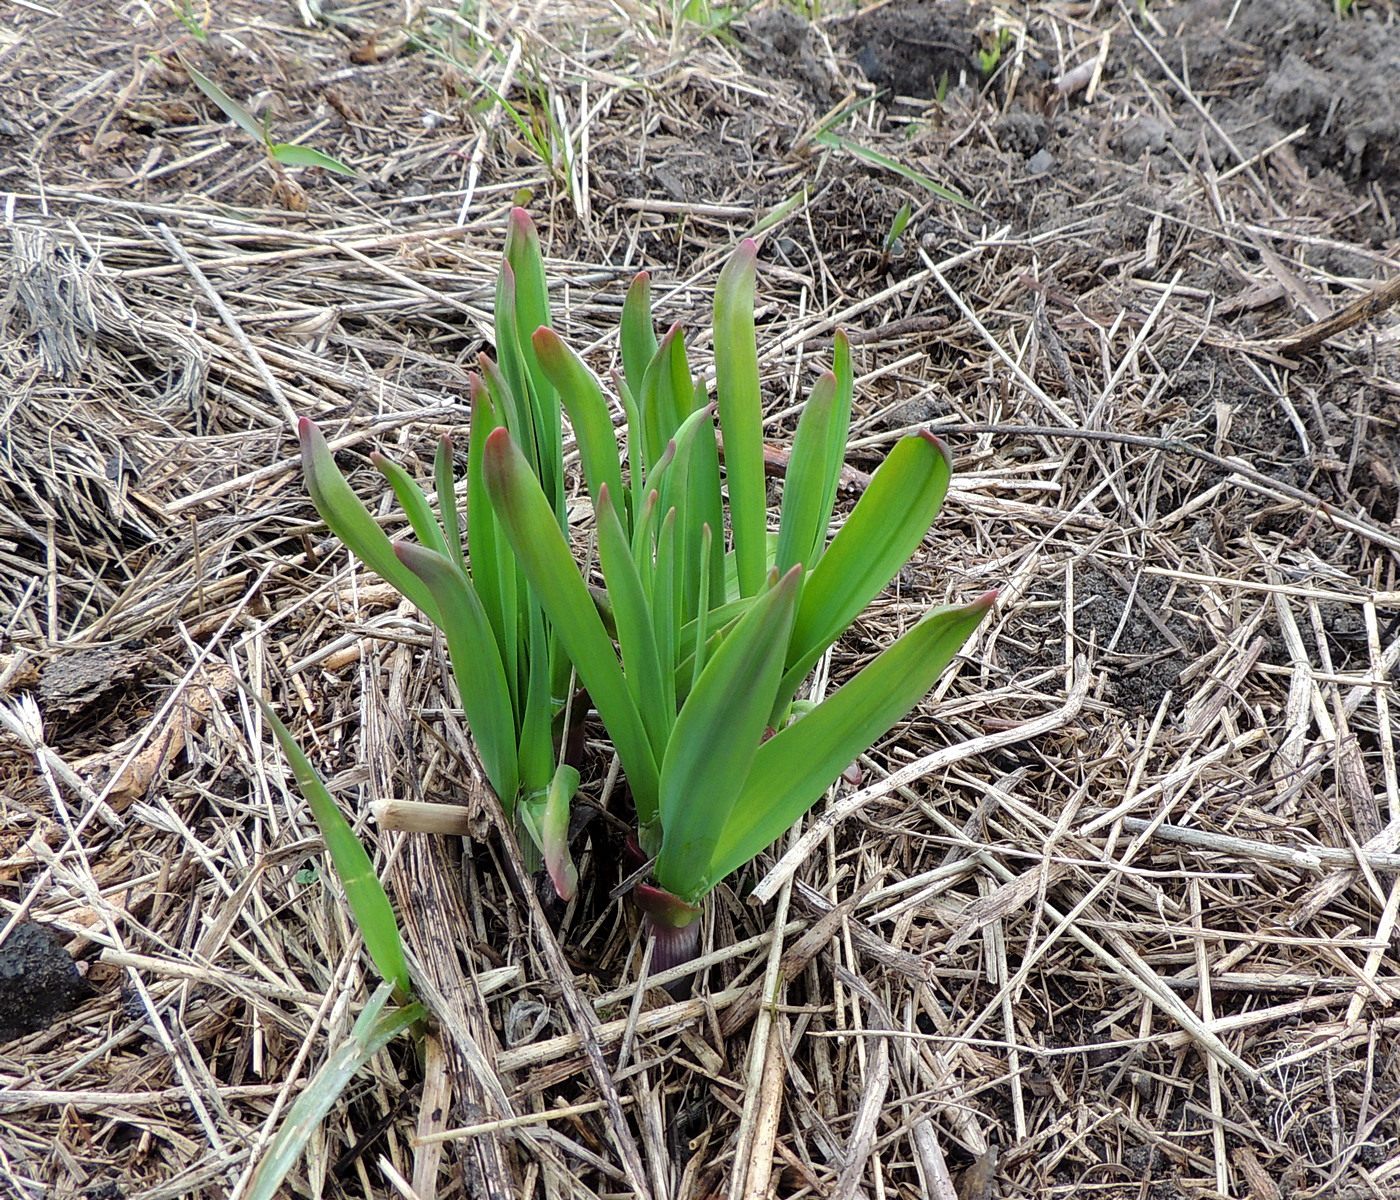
(532, 327, 626, 522)
(520, 763, 580, 901)
(621, 271, 658, 402)
(370, 451, 450, 561)
(704, 591, 996, 891)
(483, 427, 661, 823)
(713, 240, 766, 598)
(654, 566, 803, 902)
(395, 542, 519, 809)
(780, 431, 952, 706)
(297, 418, 437, 620)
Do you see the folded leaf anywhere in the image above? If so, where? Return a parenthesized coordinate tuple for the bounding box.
(621, 272, 659, 404)
(654, 566, 802, 901)
(520, 763, 580, 901)
(434, 436, 467, 575)
(705, 592, 995, 890)
(815, 330, 855, 551)
(371, 451, 451, 561)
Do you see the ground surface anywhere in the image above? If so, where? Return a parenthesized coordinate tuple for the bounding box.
(2, 1, 1400, 1198)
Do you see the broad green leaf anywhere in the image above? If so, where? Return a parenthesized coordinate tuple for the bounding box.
(183, 59, 267, 145)
(481, 327, 541, 488)
(713, 240, 767, 598)
(691, 523, 714, 692)
(639, 324, 688, 472)
(705, 593, 994, 891)
(775, 371, 837, 574)
(434, 437, 467, 574)
(268, 142, 358, 177)
(256, 699, 411, 999)
(781, 432, 952, 704)
(659, 405, 724, 627)
(654, 566, 802, 902)
(519, 763, 580, 901)
(484, 428, 660, 822)
(246, 981, 423, 1200)
(297, 419, 437, 622)
(597, 484, 671, 757)
(532, 328, 625, 520)
(621, 272, 658, 400)
(395, 544, 519, 809)
(371, 452, 450, 561)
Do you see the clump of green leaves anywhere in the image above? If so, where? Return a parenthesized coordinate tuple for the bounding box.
(484, 238, 994, 967)
(297, 210, 581, 898)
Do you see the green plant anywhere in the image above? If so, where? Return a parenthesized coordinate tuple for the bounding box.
(181, 58, 357, 179)
(977, 26, 1014, 76)
(297, 209, 581, 898)
(483, 239, 994, 967)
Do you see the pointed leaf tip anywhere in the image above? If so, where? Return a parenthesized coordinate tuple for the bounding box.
(918, 430, 953, 470)
(510, 206, 533, 230)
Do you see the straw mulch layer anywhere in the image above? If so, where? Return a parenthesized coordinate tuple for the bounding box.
(3, 1, 1399, 1197)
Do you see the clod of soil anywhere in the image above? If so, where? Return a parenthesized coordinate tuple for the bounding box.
(0, 920, 91, 1043)
(844, 0, 980, 100)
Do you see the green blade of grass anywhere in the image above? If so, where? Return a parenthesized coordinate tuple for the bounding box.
(713, 240, 767, 598)
(815, 331, 856, 560)
(774, 371, 838, 574)
(517, 600, 555, 798)
(246, 981, 424, 1200)
(813, 131, 975, 211)
(182, 58, 267, 145)
(255, 698, 411, 998)
(483, 427, 661, 823)
(395, 544, 520, 810)
(704, 592, 995, 890)
(268, 143, 358, 177)
(653, 565, 802, 902)
(652, 508, 679, 728)
(297, 419, 438, 622)
(780, 432, 952, 704)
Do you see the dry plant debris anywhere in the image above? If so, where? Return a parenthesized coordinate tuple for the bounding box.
(1, 0, 1399, 1197)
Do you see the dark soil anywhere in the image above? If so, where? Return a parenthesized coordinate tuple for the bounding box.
(0, 920, 91, 1043)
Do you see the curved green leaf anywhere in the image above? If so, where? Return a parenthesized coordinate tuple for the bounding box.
(775, 371, 837, 574)
(781, 432, 952, 702)
(298, 419, 437, 621)
(706, 592, 995, 891)
(654, 566, 802, 901)
(621, 271, 658, 401)
(268, 142, 357, 177)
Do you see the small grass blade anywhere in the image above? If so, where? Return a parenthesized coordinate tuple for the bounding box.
(255, 699, 411, 999)
(816, 331, 855, 549)
(370, 452, 451, 560)
(814, 131, 975, 211)
(268, 143, 358, 177)
(705, 592, 995, 889)
(182, 58, 267, 145)
(434, 436, 467, 574)
(246, 981, 424, 1200)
